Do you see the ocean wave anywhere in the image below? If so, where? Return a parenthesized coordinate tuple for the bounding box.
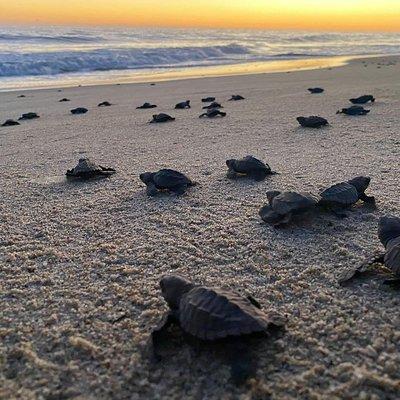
(0, 33, 99, 43)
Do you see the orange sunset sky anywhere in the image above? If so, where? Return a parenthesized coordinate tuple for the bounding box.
(1, 0, 400, 31)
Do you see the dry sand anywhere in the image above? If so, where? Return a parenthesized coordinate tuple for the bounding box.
(1, 55, 400, 399)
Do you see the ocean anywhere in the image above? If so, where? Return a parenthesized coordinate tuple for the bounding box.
(1, 26, 400, 90)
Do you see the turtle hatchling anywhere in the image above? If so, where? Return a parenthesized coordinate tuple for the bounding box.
(339, 216, 400, 288)
(71, 107, 88, 115)
(259, 191, 319, 226)
(150, 113, 175, 123)
(137, 102, 157, 109)
(202, 97, 215, 103)
(140, 169, 195, 196)
(1, 119, 20, 127)
(202, 102, 223, 110)
(59, 98, 70, 102)
(226, 156, 276, 181)
(297, 116, 328, 128)
(308, 88, 324, 94)
(98, 101, 112, 107)
(337, 105, 370, 116)
(19, 112, 39, 120)
(229, 95, 245, 101)
(175, 100, 190, 109)
(350, 95, 375, 104)
(66, 158, 116, 179)
(199, 109, 226, 118)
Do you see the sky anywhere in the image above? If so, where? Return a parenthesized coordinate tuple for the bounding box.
(1, 0, 400, 32)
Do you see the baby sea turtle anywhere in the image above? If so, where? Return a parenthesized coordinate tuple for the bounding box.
(339, 216, 400, 287)
(337, 105, 370, 116)
(226, 156, 276, 181)
(201, 97, 215, 103)
(150, 113, 175, 123)
(297, 116, 328, 128)
(175, 100, 191, 109)
(17, 94, 26, 98)
(350, 95, 375, 104)
(139, 169, 194, 196)
(59, 98, 70, 102)
(1, 119, 20, 127)
(18, 112, 39, 120)
(308, 88, 324, 94)
(229, 95, 245, 101)
(259, 191, 319, 226)
(71, 107, 88, 115)
(66, 158, 116, 179)
(199, 109, 226, 118)
(151, 275, 285, 382)
(202, 102, 223, 110)
(137, 102, 157, 109)
(98, 101, 112, 107)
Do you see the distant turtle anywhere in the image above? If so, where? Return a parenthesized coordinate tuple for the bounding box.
(339, 216, 400, 287)
(59, 98, 70, 102)
(201, 97, 215, 103)
(137, 102, 157, 109)
(199, 109, 226, 118)
(17, 94, 26, 98)
(226, 156, 276, 181)
(337, 105, 370, 116)
(71, 107, 88, 115)
(150, 113, 175, 123)
(1, 119, 20, 127)
(175, 100, 191, 109)
(259, 191, 319, 225)
(308, 88, 324, 94)
(350, 95, 375, 104)
(66, 158, 116, 179)
(140, 169, 194, 196)
(229, 95, 245, 101)
(297, 116, 328, 128)
(319, 176, 375, 214)
(18, 112, 39, 120)
(151, 275, 285, 381)
(98, 101, 112, 107)
(202, 102, 223, 110)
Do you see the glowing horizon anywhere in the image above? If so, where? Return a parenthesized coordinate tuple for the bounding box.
(1, 0, 400, 32)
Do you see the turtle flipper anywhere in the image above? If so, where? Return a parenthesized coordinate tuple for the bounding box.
(338, 252, 385, 285)
(250, 170, 267, 181)
(150, 313, 176, 362)
(259, 205, 285, 225)
(359, 193, 376, 205)
(146, 183, 158, 196)
(171, 184, 188, 196)
(226, 168, 238, 179)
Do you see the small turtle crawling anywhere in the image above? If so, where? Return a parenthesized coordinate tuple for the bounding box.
(71, 107, 88, 114)
(229, 95, 245, 101)
(59, 98, 70, 102)
(308, 88, 324, 94)
(337, 105, 370, 116)
(140, 169, 195, 196)
(1, 119, 20, 127)
(98, 101, 112, 107)
(226, 156, 277, 181)
(259, 191, 319, 225)
(175, 100, 190, 109)
(199, 109, 226, 118)
(297, 116, 328, 128)
(150, 113, 175, 123)
(339, 216, 400, 288)
(202, 102, 223, 110)
(66, 158, 116, 179)
(18, 112, 39, 120)
(201, 97, 215, 103)
(151, 275, 285, 382)
(137, 102, 157, 109)
(350, 95, 375, 104)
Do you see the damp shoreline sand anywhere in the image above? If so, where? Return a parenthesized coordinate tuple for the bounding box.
(1, 54, 400, 399)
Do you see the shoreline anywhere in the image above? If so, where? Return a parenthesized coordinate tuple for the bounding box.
(0, 53, 396, 93)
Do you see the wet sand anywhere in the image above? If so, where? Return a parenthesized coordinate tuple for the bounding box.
(1, 55, 400, 399)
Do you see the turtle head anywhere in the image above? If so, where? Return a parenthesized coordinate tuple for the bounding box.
(266, 190, 281, 205)
(296, 117, 306, 124)
(139, 172, 155, 184)
(160, 275, 194, 310)
(348, 176, 370, 194)
(226, 159, 236, 168)
(378, 216, 400, 247)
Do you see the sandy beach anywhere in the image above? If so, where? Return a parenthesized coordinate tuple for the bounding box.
(1, 55, 400, 399)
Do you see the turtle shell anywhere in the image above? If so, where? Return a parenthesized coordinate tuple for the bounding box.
(379, 216, 400, 247)
(384, 236, 400, 276)
(153, 169, 192, 189)
(232, 156, 270, 174)
(71, 159, 102, 175)
(178, 286, 283, 340)
(272, 192, 318, 215)
(320, 182, 359, 205)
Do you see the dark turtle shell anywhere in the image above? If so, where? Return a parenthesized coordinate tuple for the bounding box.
(66, 158, 115, 179)
(297, 116, 328, 128)
(229, 156, 271, 175)
(350, 95, 375, 104)
(150, 113, 175, 123)
(137, 102, 157, 109)
(384, 237, 400, 276)
(178, 286, 284, 340)
(202, 102, 223, 110)
(2, 119, 20, 127)
(201, 97, 215, 103)
(59, 98, 70, 102)
(379, 216, 400, 247)
(199, 109, 226, 118)
(337, 106, 369, 116)
(320, 182, 359, 206)
(98, 101, 112, 107)
(229, 95, 245, 101)
(153, 169, 192, 189)
(71, 107, 88, 114)
(19, 112, 39, 120)
(271, 192, 318, 215)
(308, 88, 324, 94)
